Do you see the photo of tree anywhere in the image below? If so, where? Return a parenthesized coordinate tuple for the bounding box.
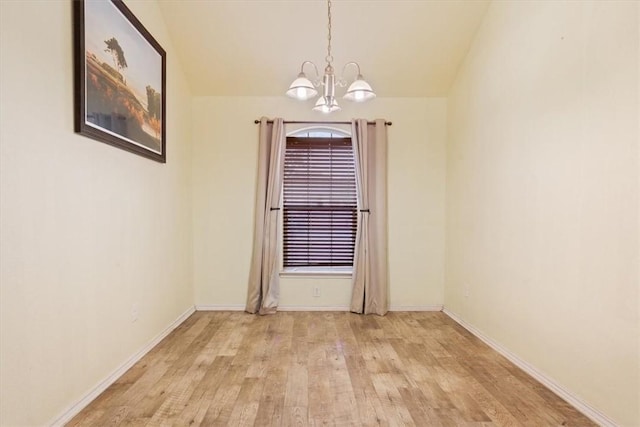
(79, 0, 164, 157)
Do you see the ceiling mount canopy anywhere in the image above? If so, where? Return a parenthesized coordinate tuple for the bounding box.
(286, 0, 376, 113)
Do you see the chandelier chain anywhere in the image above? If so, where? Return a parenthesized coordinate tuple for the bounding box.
(326, 0, 333, 65)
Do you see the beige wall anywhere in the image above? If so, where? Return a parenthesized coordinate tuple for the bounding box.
(445, 1, 639, 425)
(0, 1, 193, 425)
(2, 0, 637, 425)
(192, 96, 446, 309)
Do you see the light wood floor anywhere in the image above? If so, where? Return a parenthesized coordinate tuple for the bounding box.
(69, 311, 594, 426)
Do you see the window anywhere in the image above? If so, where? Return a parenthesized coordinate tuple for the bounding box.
(283, 129, 357, 270)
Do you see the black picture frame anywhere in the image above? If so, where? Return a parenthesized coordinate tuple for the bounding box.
(73, 0, 166, 163)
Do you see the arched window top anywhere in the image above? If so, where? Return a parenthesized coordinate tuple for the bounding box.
(288, 126, 350, 138)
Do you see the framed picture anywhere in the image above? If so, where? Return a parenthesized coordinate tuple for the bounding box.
(73, 0, 166, 163)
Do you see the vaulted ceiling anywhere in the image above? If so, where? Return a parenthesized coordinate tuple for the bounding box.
(158, 0, 490, 98)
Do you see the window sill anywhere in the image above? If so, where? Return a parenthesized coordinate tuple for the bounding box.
(280, 267, 353, 279)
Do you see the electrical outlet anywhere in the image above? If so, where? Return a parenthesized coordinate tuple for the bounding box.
(313, 286, 321, 298)
(131, 303, 139, 322)
(463, 284, 470, 298)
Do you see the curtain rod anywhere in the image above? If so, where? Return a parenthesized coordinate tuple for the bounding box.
(253, 119, 392, 126)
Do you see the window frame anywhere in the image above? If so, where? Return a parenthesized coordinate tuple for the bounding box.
(280, 127, 355, 277)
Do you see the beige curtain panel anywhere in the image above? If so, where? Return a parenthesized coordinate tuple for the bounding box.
(245, 117, 286, 314)
(350, 119, 389, 315)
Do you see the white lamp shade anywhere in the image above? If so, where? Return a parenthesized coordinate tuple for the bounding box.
(312, 96, 341, 113)
(286, 74, 318, 100)
(343, 77, 376, 102)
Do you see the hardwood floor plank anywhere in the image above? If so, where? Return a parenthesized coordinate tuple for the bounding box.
(282, 406, 308, 427)
(254, 314, 294, 427)
(227, 377, 264, 426)
(370, 373, 415, 425)
(284, 361, 308, 408)
(169, 355, 233, 426)
(69, 312, 596, 427)
(199, 361, 248, 425)
(129, 315, 225, 423)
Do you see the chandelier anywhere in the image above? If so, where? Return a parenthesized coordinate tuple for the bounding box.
(286, 0, 376, 113)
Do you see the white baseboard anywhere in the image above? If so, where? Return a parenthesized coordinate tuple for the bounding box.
(442, 308, 617, 427)
(195, 304, 245, 311)
(48, 305, 196, 427)
(389, 305, 443, 311)
(197, 305, 350, 312)
(278, 305, 350, 311)
(195, 304, 443, 312)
